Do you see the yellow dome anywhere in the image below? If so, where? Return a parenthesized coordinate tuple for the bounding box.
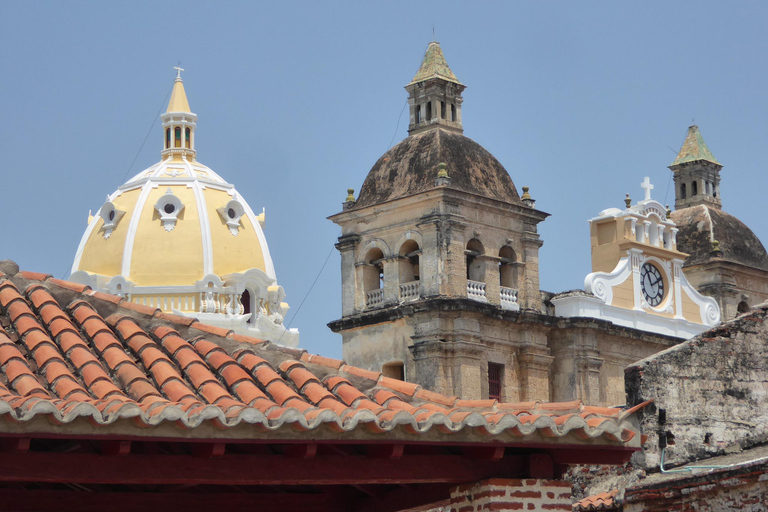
(70, 71, 297, 346)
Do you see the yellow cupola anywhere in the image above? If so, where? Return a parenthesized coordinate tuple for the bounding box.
(70, 68, 298, 346)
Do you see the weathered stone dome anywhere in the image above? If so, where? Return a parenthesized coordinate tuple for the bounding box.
(670, 205, 768, 271)
(354, 128, 520, 208)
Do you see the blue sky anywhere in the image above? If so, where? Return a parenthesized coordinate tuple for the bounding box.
(2, 2, 768, 358)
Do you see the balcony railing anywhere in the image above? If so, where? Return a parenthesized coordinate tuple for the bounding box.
(500, 286, 519, 310)
(467, 280, 487, 302)
(365, 289, 384, 308)
(399, 281, 420, 301)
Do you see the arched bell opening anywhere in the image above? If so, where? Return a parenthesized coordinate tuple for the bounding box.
(398, 240, 420, 301)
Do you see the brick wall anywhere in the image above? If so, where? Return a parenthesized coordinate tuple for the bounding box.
(624, 467, 768, 512)
(449, 478, 571, 511)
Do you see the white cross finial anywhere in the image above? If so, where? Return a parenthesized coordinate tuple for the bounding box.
(173, 66, 184, 81)
(641, 176, 654, 201)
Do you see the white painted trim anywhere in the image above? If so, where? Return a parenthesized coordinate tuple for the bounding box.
(190, 180, 214, 276)
(71, 216, 100, 274)
(121, 181, 156, 278)
(238, 188, 276, 280)
(679, 267, 721, 326)
(584, 256, 631, 306)
(552, 295, 711, 339)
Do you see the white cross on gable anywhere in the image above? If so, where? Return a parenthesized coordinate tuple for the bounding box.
(173, 66, 184, 80)
(641, 176, 654, 201)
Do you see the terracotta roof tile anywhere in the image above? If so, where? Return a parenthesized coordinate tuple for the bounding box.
(190, 322, 232, 338)
(154, 311, 197, 326)
(573, 489, 618, 511)
(87, 290, 123, 305)
(417, 388, 458, 407)
(284, 365, 317, 389)
(185, 362, 218, 388)
(302, 353, 344, 369)
(232, 380, 268, 404)
(303, 381, 335, 404)
(46, 278, 91, 293)
(267, 380, 301, 405)
(0, 270, 643, 450)
(379, 376, 420, 396)
(226, 332, 267, 344)
(18, 271, 52, 281)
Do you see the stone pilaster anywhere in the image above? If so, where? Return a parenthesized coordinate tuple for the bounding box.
(335, 234, 360, 316)
(518, 347, 553, 402)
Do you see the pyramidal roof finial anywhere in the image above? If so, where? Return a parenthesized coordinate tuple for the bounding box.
(670, 124, 720, 167)
(167, 66, 191, 113)
(410, 41, 461, 85)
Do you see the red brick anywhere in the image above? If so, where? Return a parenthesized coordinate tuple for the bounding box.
(508, 491, 541, 499)
(474, 490, 507, 500)
(486, 503, 523, 511)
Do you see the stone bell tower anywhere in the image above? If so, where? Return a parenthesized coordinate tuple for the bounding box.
(328, 43, 550, 401)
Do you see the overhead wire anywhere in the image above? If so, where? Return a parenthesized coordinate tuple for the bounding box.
(61, 82, 174, 280)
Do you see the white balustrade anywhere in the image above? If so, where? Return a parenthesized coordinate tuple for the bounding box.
(399, 281, 420, 301)
(366, 289, 384, 308)
(500, 286, 519, 310)
(467, 280, 487, 302)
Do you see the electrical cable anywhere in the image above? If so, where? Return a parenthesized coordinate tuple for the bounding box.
(275, 233, 339, 345)
(120, 82, 174, 187)
(61, 83, 174, 280)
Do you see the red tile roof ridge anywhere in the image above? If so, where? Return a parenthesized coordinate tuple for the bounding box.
(619, 399, 653, 421)
(18, 271, 53, 282)
(573, 489, 618, 511)
(0, 267, 642, 445)
(45, 278, 91, 294)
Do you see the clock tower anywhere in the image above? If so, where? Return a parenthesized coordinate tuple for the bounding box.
(553, 178, 720, 338)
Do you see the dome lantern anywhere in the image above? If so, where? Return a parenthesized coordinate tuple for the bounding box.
(406, 42, 465, 135)
(161, 67, 197, 161)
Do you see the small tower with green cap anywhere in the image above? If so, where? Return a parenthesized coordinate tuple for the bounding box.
(405, 42, 465, 135)
(669, 125, 723, 210)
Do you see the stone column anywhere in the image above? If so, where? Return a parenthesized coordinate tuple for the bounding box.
(483, 255, 501, 306)
(382, 256, 399, 305)
(417, 218, 441, 297)
(335, 234, 359, 316)
(519, 233, 543, 311)
(440, 217, 468, 297)
(449, 478, 571, 512)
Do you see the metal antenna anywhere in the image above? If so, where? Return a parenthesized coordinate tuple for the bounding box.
(432, 26, 435, 41)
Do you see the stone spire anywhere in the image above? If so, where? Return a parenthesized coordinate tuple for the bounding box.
(671, 125, 720, 166)
(409, 42, 462, 85)
(669, 125, 723, 210)
(161, 67, 197, 160)
(405, 42, 465, 135)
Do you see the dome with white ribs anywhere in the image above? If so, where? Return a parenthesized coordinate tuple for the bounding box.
(70, 70, 298, 346)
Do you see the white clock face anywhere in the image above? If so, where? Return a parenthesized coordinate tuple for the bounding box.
(640, 263, 664, 307)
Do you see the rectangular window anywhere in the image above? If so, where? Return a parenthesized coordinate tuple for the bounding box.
(488, 363, 503, 401)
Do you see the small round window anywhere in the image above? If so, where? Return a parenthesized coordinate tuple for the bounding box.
(164, 203, 176, 214)
(108, 210, 116, 221)
(228, 208, 236, 219)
